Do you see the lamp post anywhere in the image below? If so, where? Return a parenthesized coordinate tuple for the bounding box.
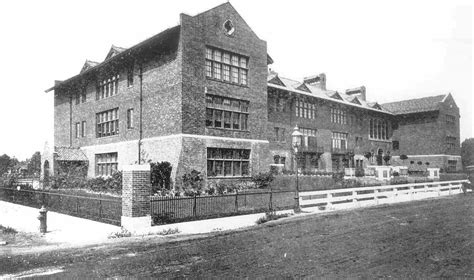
(292, 125, 303, 213)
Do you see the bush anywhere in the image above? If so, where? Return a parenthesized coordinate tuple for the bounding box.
(49, 171, 122, 194)
(256, 211, 290, 225)
(251, 172, 274, 189)
(181, 170, 204, 196)
(355, 168, 365, 177)
(150, 161, 172, 193)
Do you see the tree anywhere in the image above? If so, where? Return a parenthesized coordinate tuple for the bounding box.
(27, 151, 41, 176)
(0, 154, 17, 176)
(461, 138, 474, 168)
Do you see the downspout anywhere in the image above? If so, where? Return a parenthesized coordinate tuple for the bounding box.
(138, 65, 143, 164)
(69, 94, 73, 147)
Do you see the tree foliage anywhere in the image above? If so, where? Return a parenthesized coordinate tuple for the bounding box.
(461, 138, 474, 168)
(27, 151, 41, 176)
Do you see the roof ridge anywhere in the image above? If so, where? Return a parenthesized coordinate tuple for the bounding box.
(381, 94, 447, 105)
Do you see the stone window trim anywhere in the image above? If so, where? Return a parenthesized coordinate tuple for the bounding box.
(95, 152, 118, 177)
(369, 118, 390, 141)
(96, 108, 119, 138)
(206, 94, 249, 131)
(331, 107, 347, 124)
(96, 74, 120, 100)
(127, 108, 134, 129)
(296, 98, 317, 119)
(223, 19, 235, 36)
(205, 46, 249, 87)
(207, 148, 250, 178)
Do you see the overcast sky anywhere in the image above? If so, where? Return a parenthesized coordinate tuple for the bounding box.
(0, 0, 471, 160)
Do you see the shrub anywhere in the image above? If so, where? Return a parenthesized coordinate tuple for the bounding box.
(251, 172, 274, 189)
(181, 170, 204, 196)
(108, 227, 132, 239)
(332, 172, 344, 182)
(355, 168, 365, 177)
(152, 213, 175, 225)
(400, 154, 408, 161)
(393, 171, 400, 177)
(150, 161, 172, 193)
(0, 225, 17, 234)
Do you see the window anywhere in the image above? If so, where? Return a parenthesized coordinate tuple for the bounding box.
(207, 148, 250, 177)
(369, 118, 390, 140)
(205, 47, 248, 86)
(81, 121, 86, 137)
(331, 107, 347, 124)
(446, 136, 456, 150)
(96, 108, 119, 138)
(96, 153, 118, 176)
(332, 132, 348, 149)
(300, 128, 317, 148)
(75, 122, 80, 138)
(447, 160, 457, 172)
(296, 99, 316, 119)
(446, 114, 455, 125)
(127, 109, 134, 129)
(127, 66, 134, 87)
(96, 74, 120, 100)
(274, 127, 286, 142)
(75, 94, 80, 105)
(355, 136, 363, 147)
(81, 90, 87, 103)
(206, 95, 249, 131)
(392, 140, 399, 150)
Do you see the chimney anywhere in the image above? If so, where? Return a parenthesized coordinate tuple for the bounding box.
(345, 86, 366, 101)
(303, 73, 326, 90)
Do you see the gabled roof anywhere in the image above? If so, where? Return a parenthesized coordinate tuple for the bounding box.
(80, 60, 99, 73)
(267, 74, 286, 87)
(267, 74, 392, 114)
(381, 94, 447, 115)
(54, 147, 88, 162)
(105, 45, 126, 60)
(46, 25, 180, 93)
(371, 102, 383, 110)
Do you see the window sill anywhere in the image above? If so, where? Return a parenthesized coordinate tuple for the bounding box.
(368, 138, 392, 143)
(206, 127, 250, 133)
(208, 176, 251, 179)
(97, 134, 120, 139)
(206, 77, 249, 88)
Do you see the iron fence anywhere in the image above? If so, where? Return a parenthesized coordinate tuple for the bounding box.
(0, 186, 122, 226)
(150, 190, 295, 225)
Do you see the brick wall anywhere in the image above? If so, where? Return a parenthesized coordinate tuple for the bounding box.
(122, 165, 151, 217)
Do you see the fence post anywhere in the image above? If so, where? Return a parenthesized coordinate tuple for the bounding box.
(392, 187, 398, 203)
(235, 190, 239, 213)
(437, 183, 441, 196)
(269, 189, 273, 211)
(410, 186, 414, 201)
(352, 190, 358, 208)
(327, 192, 333, 210)
(193, 195, 197, 217)
(76, 197, 79, 213)
(374, 189, 379, 205)
(121, 164, 152, 232)
(448, 183, 452, 195)
(99, 194, 103, 219)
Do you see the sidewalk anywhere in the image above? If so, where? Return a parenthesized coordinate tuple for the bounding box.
(0, 201, 120, 247)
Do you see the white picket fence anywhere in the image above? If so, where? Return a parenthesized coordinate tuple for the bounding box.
(299, 180, 470, 212)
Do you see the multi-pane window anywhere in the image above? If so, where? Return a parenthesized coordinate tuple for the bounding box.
(271, 97, 286, 113)
(127, 108, 134, 129)
(296, 99, 316, 119)
(96, 153, 118, 176)
(97, 74, 119, 100)
(207, 148, 250, 177)
(331, 107, 347, 124)
(332, 132, 348, 149)
(127, 66, 134, 87)
(81, 121, 86, 138)
(369, 118, 390, 140)
(75, 122, 80, 138)
(96, 108, 119, 138)
(274, 127, 286, 142)
(392, 140, 399, 150)
(446, 136, 456, 150)
(447, 160, 457, 172)
(206, 95, 249, 131)
(75, 93, 80, 105)
(446, 114, 456, 125)
(301, 128, 317, 147)
(205, 47, 248, 86)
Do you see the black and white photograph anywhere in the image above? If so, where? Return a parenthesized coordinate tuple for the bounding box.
(0, 0, 472, 278)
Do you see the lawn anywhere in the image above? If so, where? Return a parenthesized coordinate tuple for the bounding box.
(1, 193, 472, 278)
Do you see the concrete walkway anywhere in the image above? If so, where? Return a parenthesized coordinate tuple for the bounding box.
(0, 201, 120, 246)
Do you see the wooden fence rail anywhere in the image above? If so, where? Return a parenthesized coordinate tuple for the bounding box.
(299, 180, 470, 211)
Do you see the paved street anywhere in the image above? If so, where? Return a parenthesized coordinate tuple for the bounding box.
(1, 194, 473, 279)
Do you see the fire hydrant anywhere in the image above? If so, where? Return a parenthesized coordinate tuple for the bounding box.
(37, 206, 47, 234)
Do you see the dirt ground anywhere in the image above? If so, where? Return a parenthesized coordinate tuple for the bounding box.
(1, 194, 473, 279)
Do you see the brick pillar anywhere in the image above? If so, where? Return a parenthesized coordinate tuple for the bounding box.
(121, 164, 151, 232)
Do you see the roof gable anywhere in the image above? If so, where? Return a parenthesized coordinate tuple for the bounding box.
(350, 96, 362, 105)
(371, 102, 383, 110)
(80, 60, 99, 74)
(268, 75, 286, 87)
(105, 45, 126, 60)
(296, 83, 311, 93)
(330, 92, 344, 100)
